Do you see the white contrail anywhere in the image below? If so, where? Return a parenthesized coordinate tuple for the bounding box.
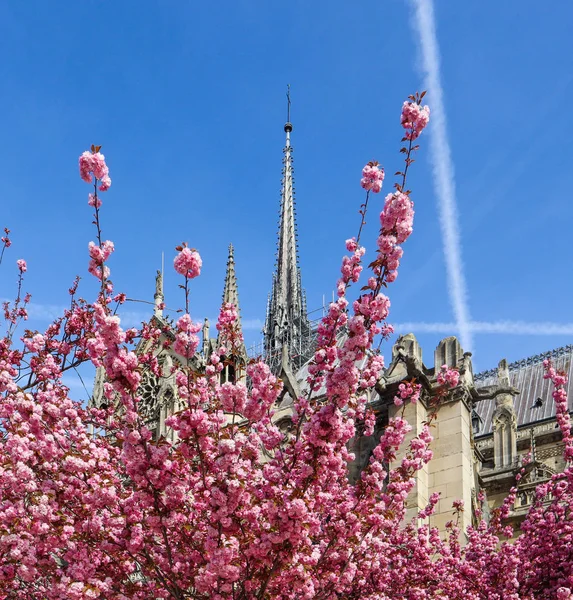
(393, 321, 573, 336)
(470, 321, 573, 335)
(409, 0, 473, 352)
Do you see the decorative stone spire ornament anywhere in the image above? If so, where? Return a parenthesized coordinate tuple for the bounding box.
(264, 86, 311, 372)
(218, 243, 246, 381)
(221, 243, 242, 331)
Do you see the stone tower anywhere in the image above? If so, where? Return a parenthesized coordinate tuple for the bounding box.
(263, 91, 311, 372)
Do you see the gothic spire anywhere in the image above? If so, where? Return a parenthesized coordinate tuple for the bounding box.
(221, 243, 242, 331)
(219, 243, 247, 382)
(264, 87, 311, 372)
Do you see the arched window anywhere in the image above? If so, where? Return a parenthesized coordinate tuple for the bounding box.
(222, 362, 236, 385)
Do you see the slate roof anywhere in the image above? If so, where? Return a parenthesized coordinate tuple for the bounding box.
(473, 345, 573, 437)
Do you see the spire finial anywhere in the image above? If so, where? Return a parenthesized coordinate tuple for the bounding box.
(221, 243, 241, 329)
(218, 244, 247, 368)
(284, 84, 293, 134)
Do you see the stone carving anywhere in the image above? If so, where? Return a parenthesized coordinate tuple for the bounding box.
(395, 333, 423, 365)
(154, 270, 164, 317)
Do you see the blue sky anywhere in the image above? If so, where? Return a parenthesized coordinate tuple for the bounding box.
(1, 1, 572, 398)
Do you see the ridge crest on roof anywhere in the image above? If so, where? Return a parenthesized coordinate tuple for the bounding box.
(474, 345, 573, 383)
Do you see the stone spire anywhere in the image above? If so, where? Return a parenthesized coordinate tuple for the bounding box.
(219, 243, 246, 382)
(221, 243, 242, 330)
(264, 88, 311, 371)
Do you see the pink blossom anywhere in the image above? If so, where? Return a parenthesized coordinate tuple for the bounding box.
(385, 270, 397, 283)
(345, 238, 358, 252)
(99, 175, 111, 192)
(79, 151, 94, 183)
(401, 101, 430, 140)
(437, 364, 460, 388)
(78, 149, 111, 191)
(88, 193, 102, 208)
(16, 259, 27, 273)
(174, 247, 202, 279)
(393, 380, 421, 406)
(2, 227, 11, 248)
(360, 162, 385, 193)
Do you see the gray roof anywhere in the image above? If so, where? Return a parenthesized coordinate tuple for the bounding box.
(473, 345, 573, 436)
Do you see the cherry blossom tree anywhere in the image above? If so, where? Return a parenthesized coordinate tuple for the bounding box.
(0, 96, 572, 599)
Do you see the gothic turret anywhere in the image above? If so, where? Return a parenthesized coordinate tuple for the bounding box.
(492, 358, 519, 469)
(219, 243, 247, 382)
(220, 243, 242, 332)
(264, 88, 311, 373)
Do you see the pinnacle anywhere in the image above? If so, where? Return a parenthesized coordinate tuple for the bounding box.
(222, 243, 241, 327)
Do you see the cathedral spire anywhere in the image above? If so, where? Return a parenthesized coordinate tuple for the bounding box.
(264, 87, 311, 372)
(219, 243, 246, 382)
(221, 243, 242, 330)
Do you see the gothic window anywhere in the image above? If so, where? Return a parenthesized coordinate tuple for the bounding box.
(139, 370, 160, 435)
(221, 362, 236, 385)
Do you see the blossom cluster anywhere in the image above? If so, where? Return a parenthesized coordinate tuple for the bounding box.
(393, 379, 422, 406)
(173, 246, 202, 279)
(88, 240, 114, 281)
(360, 161, 384, 193)
(437, 364, 460, 388)
(401, 100, 430, 141)
(1, 227, 11, 249)
(79, 149, 112, 191)
(173, 313, 202, 359)
(375, 192, 414, 283)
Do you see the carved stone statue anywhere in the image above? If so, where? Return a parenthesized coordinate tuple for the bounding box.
(497, 358, 511, 388)
(155, 270, 163, 296)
